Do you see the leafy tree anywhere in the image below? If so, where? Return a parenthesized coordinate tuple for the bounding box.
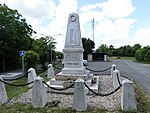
(24, 50, 39, 71)
(82, 38, 95, 59)
(96, 44, 108, 53)
(0, 4, 33, 72)
(32, 36, 56, 70)
(132, 44, 141, 56)
(135, 48, 147, 61)
(144, 50, 150, 63)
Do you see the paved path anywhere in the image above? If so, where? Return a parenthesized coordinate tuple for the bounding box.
(113, 60, 150, 95)
(0, 70, 23, 80)
(87, 60, 150, 95)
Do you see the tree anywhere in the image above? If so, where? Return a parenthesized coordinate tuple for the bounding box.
(32, 36, 56, 70)
(82, 38, 95, 59)
(96, 44, 108, 53)
(132, 44, 141, 56)
(24, 50, 39, 71)
(144, 50, 150, 63)
(0, 4, 33, 72)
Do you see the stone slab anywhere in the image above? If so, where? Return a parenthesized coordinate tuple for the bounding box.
(55, 70, 91, 81)
(45, 76, 99, 94)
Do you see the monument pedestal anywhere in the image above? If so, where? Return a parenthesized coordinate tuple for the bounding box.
(46, 74, 99, 94)
(45, 13, 99, 94)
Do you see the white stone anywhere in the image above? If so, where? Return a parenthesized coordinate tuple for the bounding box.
(47, 64, 54, 79)
(32, 76, 48, 108)
(73, 78, 87, 111)
(0, 76, 8, 105)
(28, 68, 37, 87)
(62, 13, 86, 75)
(46, 13, 95, 94)
(113, 69, 122, 89)
(111, 64, 116, 78)
(121, 79, 137, 111)
(104, 55, 107, 62)
(88, 54, 92, 61)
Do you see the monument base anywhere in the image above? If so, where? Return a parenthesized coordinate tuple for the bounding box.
(45, 74, 99, 94)
(54, 70, 91, 81)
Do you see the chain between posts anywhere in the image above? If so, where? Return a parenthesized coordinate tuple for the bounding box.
(43, 81, 74, 91)
(85, 66, 111, 72)
(0, 79, 33, 87)
(84, 73, 122, 96)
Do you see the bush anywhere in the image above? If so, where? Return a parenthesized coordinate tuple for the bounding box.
(24, 50, 39, 71)
(144, 50, 150, 63)
(135, 49, 142, 61)
(135, 48, 147, 61)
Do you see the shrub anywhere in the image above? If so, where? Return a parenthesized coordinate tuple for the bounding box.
(24, 50, 39, 71)
(144, 50, 150, 63)
(135, 48, 147, 61)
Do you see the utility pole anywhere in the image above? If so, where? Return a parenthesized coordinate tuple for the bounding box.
(91, 18, 95, 42)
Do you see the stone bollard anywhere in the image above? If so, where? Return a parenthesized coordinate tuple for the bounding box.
(111, 64, 116, 78)
(47, 64, 54, 79)
(73, 78, 87, 111)
(28, 68, 37, 88)
(113, 69, 121, 89)
(32, 76, 48, 108)
(121, 79, 137, 111)
(0, 76, 8, 105)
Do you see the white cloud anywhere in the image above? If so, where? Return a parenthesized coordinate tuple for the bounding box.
(79, 0, 137, 49)
(1, 0, 146, 51)
(101, 0, 136, 19)
(132, 27, 150, 47)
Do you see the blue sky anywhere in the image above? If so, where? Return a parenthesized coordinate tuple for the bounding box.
(0, 0, 150, 51)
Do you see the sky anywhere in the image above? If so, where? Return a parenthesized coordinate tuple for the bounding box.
(0, 0, 150, 51)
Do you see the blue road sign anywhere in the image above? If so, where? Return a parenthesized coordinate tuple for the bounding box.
(19, 51, 25, 57)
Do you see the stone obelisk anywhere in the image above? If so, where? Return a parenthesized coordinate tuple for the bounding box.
(56, 13, 90, 80)
(62, 13, 85, 74)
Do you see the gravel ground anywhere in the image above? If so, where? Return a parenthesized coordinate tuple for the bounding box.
(7, 75, 125, 111)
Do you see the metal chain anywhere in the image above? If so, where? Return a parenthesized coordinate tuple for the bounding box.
(43, 81, 74, 91)
(84, 72, 122, 96)
(85, 66, 111, 72)
(0, 79, 33, 87)
(84, 83, 122, 96)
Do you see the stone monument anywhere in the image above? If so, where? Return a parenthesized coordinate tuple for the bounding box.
(48, 13, 95, 92)
(55, 12, 91, 80)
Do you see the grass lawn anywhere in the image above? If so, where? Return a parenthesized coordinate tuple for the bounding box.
(109, 56, 136, 61)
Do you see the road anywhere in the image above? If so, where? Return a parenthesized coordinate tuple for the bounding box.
(86, 60, 150, 95)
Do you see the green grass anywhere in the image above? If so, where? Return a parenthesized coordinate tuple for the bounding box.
(109, 56, 135, 61)
(5, 77, 29, 100)
(135, 84, 150, 112)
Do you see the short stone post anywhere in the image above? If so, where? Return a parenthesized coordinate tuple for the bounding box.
(28, 68, 37, 88)
(111, 64, 116, 78)
(32, 76, 48, 108)
(47, 64, 54, 79)
(73, 78, 87, 111)
(104, 55, 107, 62)
(0, 76, 8, 105)
(121, 79, 137, 111)
(113, 69, 121, 89)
